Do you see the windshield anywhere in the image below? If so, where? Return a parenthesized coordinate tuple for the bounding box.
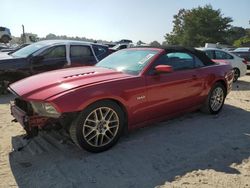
(11, 42, 48, 58)
(96, 49, 158, 75)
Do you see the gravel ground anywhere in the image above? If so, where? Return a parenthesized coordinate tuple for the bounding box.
(0, 71, 250, 188)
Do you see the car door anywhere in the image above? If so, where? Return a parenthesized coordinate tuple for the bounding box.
(31, 45, 67, 73)
(70, 45, 97, 67)
(214, 50, 235, 64)
(145, 52, 204, 120)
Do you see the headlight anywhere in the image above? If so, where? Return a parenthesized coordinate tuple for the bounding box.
(30, 101, 61, 118)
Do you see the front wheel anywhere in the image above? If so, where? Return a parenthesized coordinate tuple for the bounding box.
(69, 100, 125, 152)
(201, 83, 226, 114)
(233, 68, 240, 82)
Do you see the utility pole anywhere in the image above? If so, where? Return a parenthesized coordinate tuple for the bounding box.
(22, 24, 26, 44)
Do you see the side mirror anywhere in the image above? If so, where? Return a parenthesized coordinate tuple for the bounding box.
(155, 65, 173, 74)
(31, 55, 44, 63)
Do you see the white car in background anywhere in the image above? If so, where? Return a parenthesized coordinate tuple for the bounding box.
(197, 48, 247, 82)
(109, 43, 134, 52)
(232, 48, 250, 69)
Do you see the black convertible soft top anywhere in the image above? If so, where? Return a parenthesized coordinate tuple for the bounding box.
(134, 46, 215, 66)
(163, 46, 215, 66)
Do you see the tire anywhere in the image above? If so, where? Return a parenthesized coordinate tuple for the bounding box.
(69, 100, 125, 152)
(201, 83, 226, 114)
(233, 68, 240, 82)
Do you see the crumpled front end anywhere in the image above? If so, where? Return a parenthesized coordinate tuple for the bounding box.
(10, 96, 60, 137)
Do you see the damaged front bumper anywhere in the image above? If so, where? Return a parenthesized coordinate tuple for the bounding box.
(10, 100, 57, 137)
(11, 103, 49, 129)
(10, 98, 76, 138)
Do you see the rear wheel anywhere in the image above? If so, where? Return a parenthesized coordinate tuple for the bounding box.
(69, 100, 125, 152)
(233, 68, 240, 82)
(201, 83, 226, 114)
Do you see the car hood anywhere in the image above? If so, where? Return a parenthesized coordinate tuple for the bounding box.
(9, 66, 133, 100)
(0, 54, 28, 69)
(0, 52, 14, 60)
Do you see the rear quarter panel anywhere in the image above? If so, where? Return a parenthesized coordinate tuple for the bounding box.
(203, 63, 233, 94)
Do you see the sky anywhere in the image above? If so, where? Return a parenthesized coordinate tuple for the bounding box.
(1, 0, 250, 43)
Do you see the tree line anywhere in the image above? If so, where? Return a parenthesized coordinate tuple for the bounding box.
(162, 5, 250, 47)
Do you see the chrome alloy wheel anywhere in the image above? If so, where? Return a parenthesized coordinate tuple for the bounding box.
(82, 107, 119, 147)
(210, 87, 224, 112)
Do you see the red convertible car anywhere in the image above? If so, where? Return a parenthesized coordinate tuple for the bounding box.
(9, 47, 234, 152)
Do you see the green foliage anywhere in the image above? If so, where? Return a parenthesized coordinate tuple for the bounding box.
(43, 33, 111, 44)
(233, 37, 250, 47)
(150, 41, 161, 47)
(165, 5, 233, 47)
(233, 29, 250, 47)
(225, 27, 246, 45)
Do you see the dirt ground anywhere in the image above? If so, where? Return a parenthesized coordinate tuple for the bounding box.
(0, 72, 250, 188)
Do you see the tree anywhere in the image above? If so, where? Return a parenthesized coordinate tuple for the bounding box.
(234, 36, 250, 47)
(225, 27, 246, 45)
(164, 5, 233, 47)
(233, 29, 250, 47)
(45, 33, 57, 39)
(150, 41, 161, 47)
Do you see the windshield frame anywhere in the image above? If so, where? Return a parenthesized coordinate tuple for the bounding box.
(11, 42, 50, 58)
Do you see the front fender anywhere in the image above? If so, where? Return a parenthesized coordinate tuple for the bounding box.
(47, 86, 129, 114)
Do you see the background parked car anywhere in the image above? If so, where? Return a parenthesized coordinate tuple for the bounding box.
(109, 43, 134, 52)
(197, 47, 247, 81)
(116, 39, 133, 44)
(0, 40, 111, 94)
(231, 48, 250, 69)
(0, 26, 12, 43)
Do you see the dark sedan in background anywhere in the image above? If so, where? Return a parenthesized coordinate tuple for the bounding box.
(0, 40, 111, 93)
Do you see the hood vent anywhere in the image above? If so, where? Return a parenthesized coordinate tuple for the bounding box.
(63, 71, 96, 79)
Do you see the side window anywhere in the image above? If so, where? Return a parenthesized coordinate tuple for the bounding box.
(93, 45, 107, 56)
(150, 52, 195, 74)
(0, 27, 5, 31)
(42, 45, 66, 59)
(215, 50, 233, 60)
(70, 45, 93, 58)
(165, 52, 195, 70)
(204, 50, 214, 59)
